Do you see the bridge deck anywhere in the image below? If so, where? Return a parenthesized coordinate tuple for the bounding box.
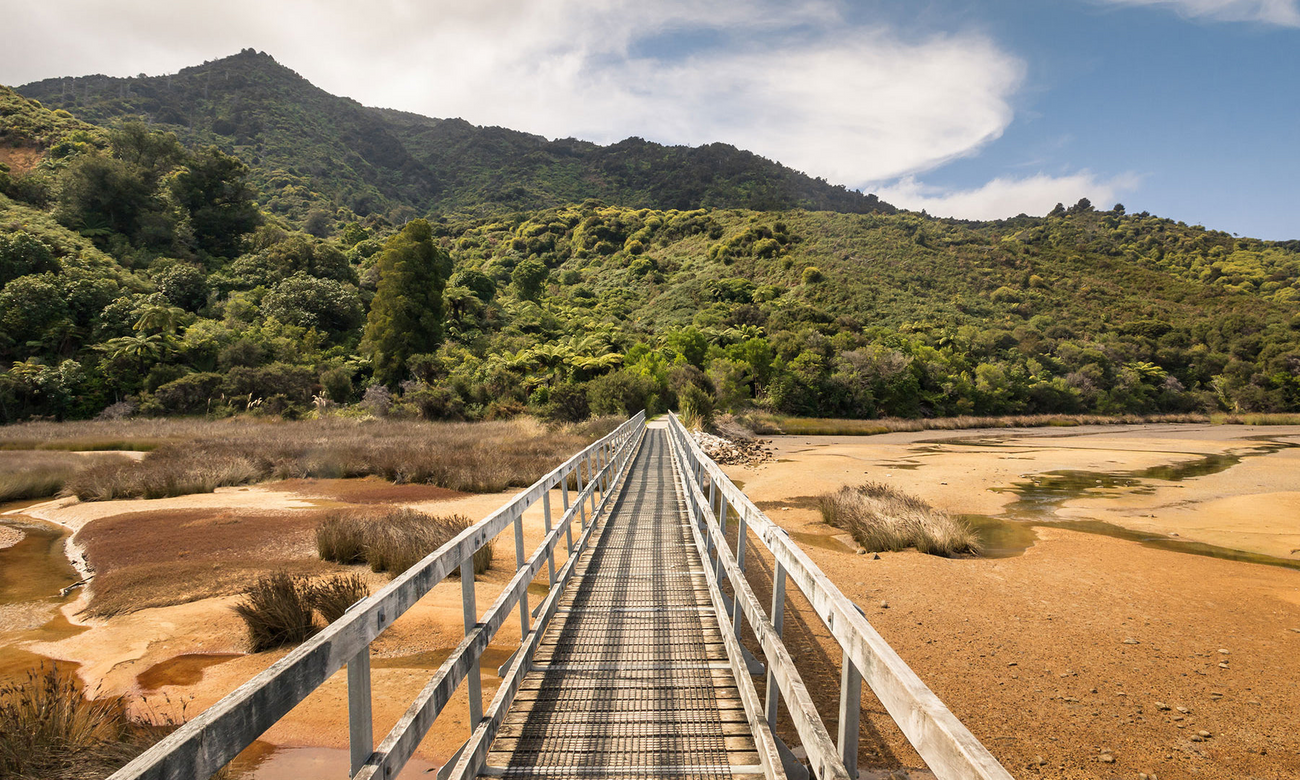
(481, 428, 764, 779)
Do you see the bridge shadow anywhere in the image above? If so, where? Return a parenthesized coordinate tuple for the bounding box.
(720, 507, 919, 772)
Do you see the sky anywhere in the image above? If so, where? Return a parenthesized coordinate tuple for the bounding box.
(1, 0, 1296, 239)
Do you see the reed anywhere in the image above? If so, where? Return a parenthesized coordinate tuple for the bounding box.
(232, 572, 318, 652)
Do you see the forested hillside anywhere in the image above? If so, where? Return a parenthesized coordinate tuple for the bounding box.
(2, 64, 1299, 424)
(17, 49, 892, 224)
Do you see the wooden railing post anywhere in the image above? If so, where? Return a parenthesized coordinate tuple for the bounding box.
(560, 470, 574, 553)
(838, 651, 862, 777)
(348, 648, 373, 776)
(513, 513, 530, 637)
(732, 514, 747, 642)
(765, 560, 787, 730)
(461, 556, 482, 727)
(541, 490, 557, 586)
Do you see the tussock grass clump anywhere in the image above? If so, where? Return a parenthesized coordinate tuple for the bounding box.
(318, 509, 492, 576)
(311, 573, 370, 624)
(233, 572, 318, 652)
(0, 664, 226, 779)
(820, 482, 982, 557)
(0, 664, 133, 779)
(67, 449, 260, 501)
(315, 513, 369, 565)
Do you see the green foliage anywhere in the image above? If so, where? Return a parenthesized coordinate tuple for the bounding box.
(169, 146, 261, 258)
(363, 220, 451, 386)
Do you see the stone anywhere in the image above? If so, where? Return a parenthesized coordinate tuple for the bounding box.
(1198, 730, 1211, 738)
(1155, 702, 1170, 711)
(1218, 649, 1230, 655)
(1123, 638, 1140, 645)
(1218, 662, 1229, 668)
(1176, 706, 1190, 714)
(1099, 754, 1115, 763)
(879, 600, 889, 609)
(872, 553, 881, 560)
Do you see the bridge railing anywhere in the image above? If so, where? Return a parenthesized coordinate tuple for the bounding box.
(665, 412, 1013, 780)
(109, 411, 646, 780)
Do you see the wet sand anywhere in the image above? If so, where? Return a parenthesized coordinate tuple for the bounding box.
(725, 424, 1300, 778)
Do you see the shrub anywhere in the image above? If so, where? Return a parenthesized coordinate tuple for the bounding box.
(153, 372, 224, 415)
(819, 482, 981, 557)
(232, 572, 318, 652)
(311, 573, 370, 624)
(544, 384, 590, 423)
(678, 384, 714, 431)
(801, 265, 824, 284)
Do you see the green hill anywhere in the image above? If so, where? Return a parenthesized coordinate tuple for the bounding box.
(16, 49, 893, 224)
(1, 59, 1298, 424)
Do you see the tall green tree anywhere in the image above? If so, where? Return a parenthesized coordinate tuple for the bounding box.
(363, 220, 452, 386)
(169, 147, 261, 258)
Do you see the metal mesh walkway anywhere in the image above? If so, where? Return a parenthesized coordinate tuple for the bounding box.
(480, 428, 762, 780)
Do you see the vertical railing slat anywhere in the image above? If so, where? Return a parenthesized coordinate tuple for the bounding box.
(461, 556, 482, 727)
(347, 649, 373, 777)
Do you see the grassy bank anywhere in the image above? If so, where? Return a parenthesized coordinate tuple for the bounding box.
(746, 412, 1225, 437)
(0, 416, 620, 501)
(0, 451, 131, 502)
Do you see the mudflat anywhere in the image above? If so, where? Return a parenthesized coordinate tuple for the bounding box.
(725, 424, 1300, 778)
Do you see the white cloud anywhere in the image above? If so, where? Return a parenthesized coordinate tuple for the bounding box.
(1099, 0, 1300, 26)
(874, 171, 1141, 220)
(0, 0, 1025, 184)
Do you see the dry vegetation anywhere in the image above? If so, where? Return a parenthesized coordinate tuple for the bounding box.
(0, 664, 211, 780)
(232, 572, 373, 651)
(0, 451, 130, 503)
(317, 508, 493, 576)
(748, 412, 1213, 437)
(819, 482, 982, 557)
(18, 416, 616, 501)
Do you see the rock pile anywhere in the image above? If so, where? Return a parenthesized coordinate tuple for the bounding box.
(690, 429, 774, 467)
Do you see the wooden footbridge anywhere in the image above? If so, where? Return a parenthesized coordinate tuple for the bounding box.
(112, 413, 1012, 780)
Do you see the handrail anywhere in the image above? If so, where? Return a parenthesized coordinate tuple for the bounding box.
(110, 411, 647, 780)
(664, 413, 1013, 780)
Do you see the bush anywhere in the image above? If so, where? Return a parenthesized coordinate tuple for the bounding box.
(233, 572, 318, 652)
(801, 265, 824, 284)
(678, 384, 714, 430)
(819, 482, 981, 557)
(543, 384, 590, 423)
(153, 372, 224, 415)
(311, 573, 369, 624)
(587, 370, 654, 417)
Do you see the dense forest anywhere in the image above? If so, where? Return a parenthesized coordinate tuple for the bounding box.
(2, 54, 1299, 424)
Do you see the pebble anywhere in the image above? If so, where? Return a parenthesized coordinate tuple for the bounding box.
(1123, 638, 1140, 645)
(1099, 754, 1114, 763)
(879, 600, 889, 609)
(1218, 662, 1229, 668)
(1218, 649, 1230, 655)
(1176, 706, 1191, 714)
(872, 553, 881, 559)
(1155, 702, 1170, 711)
(1198, 730, 1212, 738)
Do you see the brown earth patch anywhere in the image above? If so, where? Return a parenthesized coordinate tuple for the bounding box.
(0, 144, 43, 176)
(76, 506, 343, 617)
(270, 477, 468, 504)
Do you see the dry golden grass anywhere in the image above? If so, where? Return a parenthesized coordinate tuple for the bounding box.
(36, 416, 612, 501)
(0, 451, 130, 502)
(311, 573, 370, 624)
(317, 508, 493, 577)
(0, 663, 221, 780)
(819, 482, 982, 557)
(748, 412, 1212, 437)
